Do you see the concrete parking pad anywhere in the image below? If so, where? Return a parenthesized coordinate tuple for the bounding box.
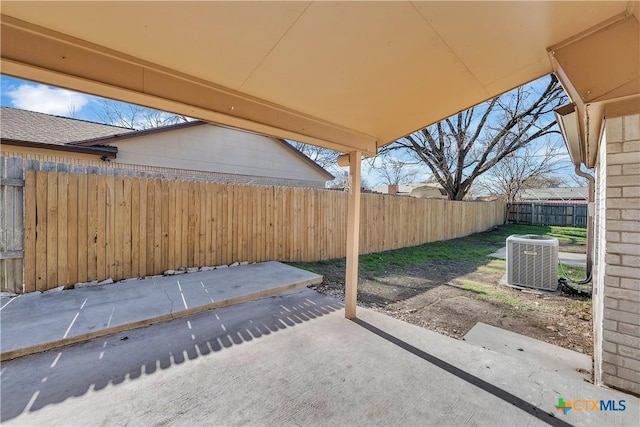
(1, 289, 637, 426)
(0, 261, 321, 360)
(463, 322, 592, 383)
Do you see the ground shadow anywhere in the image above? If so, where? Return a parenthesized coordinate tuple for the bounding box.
(352, 318, 571, 427)
(349, 256, 504, 307)
(302, 222, 587, 308)
(0, 289, 342, 422)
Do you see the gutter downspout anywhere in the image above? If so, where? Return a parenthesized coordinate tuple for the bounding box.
(574, 164, 594, 278)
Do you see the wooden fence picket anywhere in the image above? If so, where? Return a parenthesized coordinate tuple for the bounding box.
(10, 169, 506, 291)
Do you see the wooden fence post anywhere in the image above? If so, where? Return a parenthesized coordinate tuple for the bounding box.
(0, 156, 25, 293)
(345, 151, 361, 320)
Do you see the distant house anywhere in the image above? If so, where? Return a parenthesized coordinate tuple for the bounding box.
(518, 187, 588, 204)
(472, 195, 504, 202)
(373, 184, 412, 195)
(0, 107, 333, 188)
(408, 184, 448, 199)
(373, 183, 447, 199)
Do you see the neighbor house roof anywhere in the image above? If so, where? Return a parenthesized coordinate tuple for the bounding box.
(519, 187, 588, 201)
(1, 108, 334, 180)
(0, 106, 128, 157)
(0, 106, 132, 144)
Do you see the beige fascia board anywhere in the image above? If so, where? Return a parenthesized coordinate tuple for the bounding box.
(584, 102, 606, 169)
(554, 103, 583, 167)
(549, 62, 590, 163)
(0, 15, 377, 156)
(551, 65, 640, 169)
(603, 95, 640, 118)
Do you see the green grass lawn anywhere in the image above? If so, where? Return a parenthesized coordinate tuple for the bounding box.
(293, 223, 592, 354)
(293, 224, 587, 279)
(457, 278, 537, 310)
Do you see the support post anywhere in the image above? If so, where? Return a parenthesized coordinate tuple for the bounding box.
(345, 150, 361, 319)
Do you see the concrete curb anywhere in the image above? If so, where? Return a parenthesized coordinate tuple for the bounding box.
(0, 276, 321, 362)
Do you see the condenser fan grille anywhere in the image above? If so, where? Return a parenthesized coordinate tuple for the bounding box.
(506, 235, 559, 290)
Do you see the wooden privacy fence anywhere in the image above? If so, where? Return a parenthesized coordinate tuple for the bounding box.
(19, 171, 505, 292)
(0, 157, 24, 291)
(508, 202, 587, 228)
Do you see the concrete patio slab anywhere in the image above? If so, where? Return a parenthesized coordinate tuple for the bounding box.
(1, 288, 636, 426)
(488, 246, 586, 267)
(463, 322, 592, 383)
(0, 261, 321, 361)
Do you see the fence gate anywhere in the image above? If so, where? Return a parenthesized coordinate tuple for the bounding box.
(0, 156, 24, 293)
(508, 202, 587, 228)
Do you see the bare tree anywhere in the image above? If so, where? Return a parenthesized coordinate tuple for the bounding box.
(288, 140, 352, 189)
(521, 175, 566, 189)
(477, 144, 565, 203)
(367, 153, 419, 185)
(93, 100, 190, 130)
(326, 171, 371, 191)
(387, 75, 567, 200)
(66, 103, 80, 119)
(289, 141, 339, 170)
(564, 170, 592, 187)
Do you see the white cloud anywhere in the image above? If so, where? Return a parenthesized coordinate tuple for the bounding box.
(6, 83, 89, 116)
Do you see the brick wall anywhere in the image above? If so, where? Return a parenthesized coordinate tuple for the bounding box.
(597, 114, 640, 395)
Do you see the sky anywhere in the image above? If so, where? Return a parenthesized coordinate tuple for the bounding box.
(1, 75, 101, 120)
(1, 74, 579, 190)
(0, 74, 389, 184)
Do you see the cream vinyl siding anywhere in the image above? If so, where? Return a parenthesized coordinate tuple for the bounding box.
(112, 125, 329, 184)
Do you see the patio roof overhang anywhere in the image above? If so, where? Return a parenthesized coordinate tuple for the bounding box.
(1, 1, 638, 320)
(1, 1, 637, 157)
(549, 10, 640, 168)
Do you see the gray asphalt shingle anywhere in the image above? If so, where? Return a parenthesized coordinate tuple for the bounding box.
(0, 106, 132, 145)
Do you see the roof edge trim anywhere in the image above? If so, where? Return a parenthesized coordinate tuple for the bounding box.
(1, 138, 118, 158)
(73, 121, 206, 146)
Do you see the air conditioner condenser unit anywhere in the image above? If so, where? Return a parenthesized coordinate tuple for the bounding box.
(506, 234, 559, 291)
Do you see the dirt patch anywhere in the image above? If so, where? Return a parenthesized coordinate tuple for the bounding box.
(309, 258, 593, 355)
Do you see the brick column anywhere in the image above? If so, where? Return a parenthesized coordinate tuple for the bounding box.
(597, 114, 640, 395)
